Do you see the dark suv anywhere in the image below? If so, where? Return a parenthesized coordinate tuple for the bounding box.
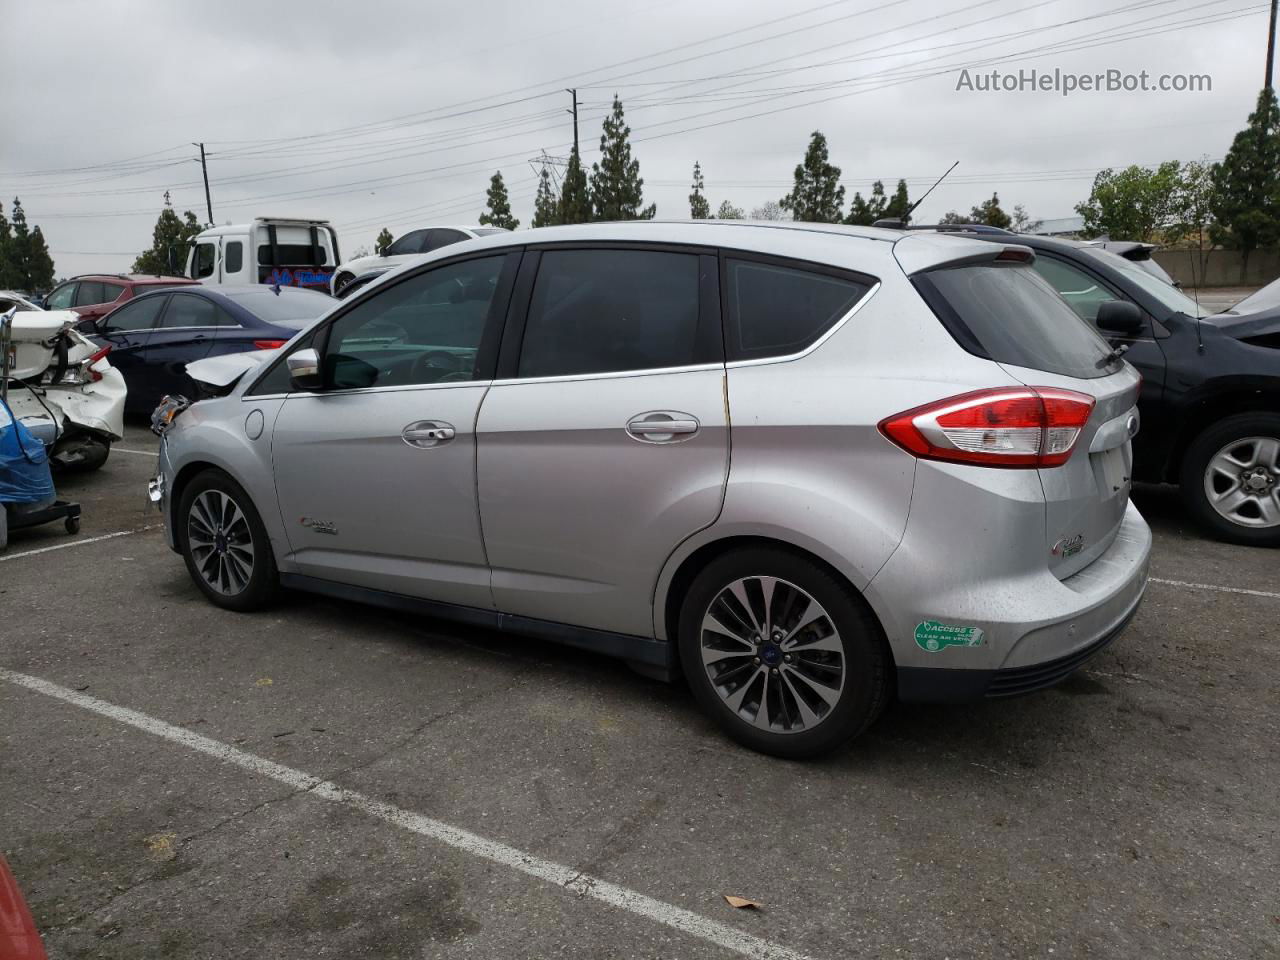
(929, 229, 1280, 546)
(42, 274, 195, 330)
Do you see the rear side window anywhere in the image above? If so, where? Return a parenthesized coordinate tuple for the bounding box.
(101, 282, 126, 302)
(74, 281, 106, 306)
(518, 249, 700, 378)
(224, 241, 244, 274)
(914, 263, 1119, 379)
(724, 258, 872, 361)
(257, 243, 331, 265)
(426, 229, 468, 251)
(159, 294, 235, 328)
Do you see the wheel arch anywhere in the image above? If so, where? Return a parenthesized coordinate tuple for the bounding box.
(1163, 383, 1280, 481)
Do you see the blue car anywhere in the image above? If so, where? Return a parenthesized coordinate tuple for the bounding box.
(91, 285, 332, 414)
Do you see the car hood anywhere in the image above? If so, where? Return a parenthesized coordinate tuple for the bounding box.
(1203, 306, 1280, 341)
(185, 348, 276, 388)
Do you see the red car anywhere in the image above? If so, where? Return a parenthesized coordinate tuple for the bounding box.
(0, 856, 47, 959)
(41, 274, 195, 330)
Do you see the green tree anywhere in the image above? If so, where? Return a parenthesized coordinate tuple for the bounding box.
(938, 210, 974, 225)
(559, 148, 593, 225)
(591, 97, 655, 220)
(884, 179, 911, 223)
(1075, 162, 1183, 242)
(750, 200, 786, 221)
(0, 201, 19, 290)
(531, 165, 560, 228)
(780, 131, 844, 222)
(132, 205, 203, 275)
(374, 228, 394, 255)
(479, 170, 520, 230)
(1209, 87, 1280, 279)
(689, 161, 710, 219)
(1010, 204, 1039, 233)
(845, 180, 888, 226)
(9, 197, 31, 286)
(1168, 159, 1217, 283)
(25, 226, 55, 289)
(970, 192, 1012, 229)
(716, 200, 744, 219)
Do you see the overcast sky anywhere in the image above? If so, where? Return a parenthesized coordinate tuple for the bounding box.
(1, 0, 1271, 279)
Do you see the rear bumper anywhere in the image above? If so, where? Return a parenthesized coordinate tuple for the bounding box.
(868, 496, 1151, 703)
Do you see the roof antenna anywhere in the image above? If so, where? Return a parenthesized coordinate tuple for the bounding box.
(905, 160, 960, 221)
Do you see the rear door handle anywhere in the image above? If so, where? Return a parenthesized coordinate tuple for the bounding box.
(626, 412, 700, 443)
(402, 420, 456, 448)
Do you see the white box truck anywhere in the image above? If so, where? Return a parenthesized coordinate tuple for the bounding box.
(184, 217, 340, 292)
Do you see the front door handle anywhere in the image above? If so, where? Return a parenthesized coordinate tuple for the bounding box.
(402, 420, 456, 448)
(626, 412, 700, 443)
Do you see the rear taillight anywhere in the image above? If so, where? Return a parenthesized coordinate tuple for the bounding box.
(253, 339, 287, 350)
(879, 387, 1095, 469)
(85, 344, 112, 383)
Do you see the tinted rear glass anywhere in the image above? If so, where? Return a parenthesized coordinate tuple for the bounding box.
(223, 288, 332, 328)
(725, 259, 871, 360)
(915, 262, 1119, 379)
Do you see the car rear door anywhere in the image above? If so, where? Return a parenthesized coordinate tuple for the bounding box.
(141, 293, 226, 404)
(475, 246, 727, 638)
(95, 294, 168, 409)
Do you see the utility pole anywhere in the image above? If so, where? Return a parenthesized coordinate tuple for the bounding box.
(193, 142, 213, 225)
(1267, 0, 1277, 90)
(565, 88, 579, 155)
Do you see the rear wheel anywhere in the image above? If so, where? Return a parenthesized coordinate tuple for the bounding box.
(332, 272, 355, 296)
(1180, 412, 1280, 547)
(678, 547, 890, 759)
(177, 469, 278, 610)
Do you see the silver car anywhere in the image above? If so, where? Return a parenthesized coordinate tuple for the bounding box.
(152, 221, 1150, 758)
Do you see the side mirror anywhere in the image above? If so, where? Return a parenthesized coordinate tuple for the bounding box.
(287, 347, 323, 391)
(1096, 300, 1144, 336)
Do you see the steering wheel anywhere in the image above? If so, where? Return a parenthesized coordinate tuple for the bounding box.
(411, 350, 465, 383)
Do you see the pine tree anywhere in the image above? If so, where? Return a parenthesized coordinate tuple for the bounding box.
(479, 170, 520, 230)
(559, 148, 592, 225)
(133, 205, 203, 275)
(375, 228, 394, 254)
(0, 201, 19, 290)
(532, 165, 560, 228)
(689, 161, 710, 219)
(590, 97, 655, 221)
(9, 198, 31, 287)
(970, 192, 1011, 229)
(25, 226, 55, 289)
(1210, 87, 1280, 280)
(780, 131, 844, 223)
(884, 179, 911, 224)
(845, 181, 890, 226)
(716, 200, 744, 219)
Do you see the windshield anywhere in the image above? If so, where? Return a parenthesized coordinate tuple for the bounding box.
(1079, 247, 1210, 317)
(223, 288, 332, 328)
(1226, 277, 1280, 315)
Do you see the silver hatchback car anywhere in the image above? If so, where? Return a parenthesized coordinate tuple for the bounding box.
(152, 221, 1150, 758)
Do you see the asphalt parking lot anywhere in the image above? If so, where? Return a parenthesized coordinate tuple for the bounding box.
(2, 421, 1277, 960)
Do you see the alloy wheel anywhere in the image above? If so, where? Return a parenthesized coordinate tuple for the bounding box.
(187, 489, 256, 595)
(700, 576, 846, 734)
(1203, 435, 1280, 529)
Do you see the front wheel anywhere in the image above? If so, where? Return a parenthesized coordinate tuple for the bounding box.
(678, 547, 890, 759)
(177, 470, 278, 610)
(1180, 412, 1280, 547)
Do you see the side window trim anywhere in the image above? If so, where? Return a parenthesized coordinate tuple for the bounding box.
(244, 250, 521, 397)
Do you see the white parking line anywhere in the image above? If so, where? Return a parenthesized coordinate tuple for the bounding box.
(0, 668, 816, 960)
(0, 526, 158, 563)
(1150, 577, 1280, 601)
(111, 448, 157, 457)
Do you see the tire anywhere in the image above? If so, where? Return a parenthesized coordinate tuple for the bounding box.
(677, 547, 890, 759)
(177, 469, 278, 611)
(332, 272, 355, 296)
(1179, 412, 1280, 547)
(51, 438, 110, 472)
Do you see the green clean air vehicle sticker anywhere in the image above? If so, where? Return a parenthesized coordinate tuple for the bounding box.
(915, 620, 985, 653)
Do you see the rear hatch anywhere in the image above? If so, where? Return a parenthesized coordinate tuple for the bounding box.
(910, 250, 1141, 578)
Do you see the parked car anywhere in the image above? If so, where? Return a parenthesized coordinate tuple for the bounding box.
(90, 285, 331, 414)
(333, 267, 391, 301)
(42, 274, 195, 331)
(330, 225, 509, 295)
(150, 221, 1149, 758)
(940, 229, 1280, 545)
(1083, 240, 1177, 286)
(0, 290, 42, 313)
(186, 218, 340, 292)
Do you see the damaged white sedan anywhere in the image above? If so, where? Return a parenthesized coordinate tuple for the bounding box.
(1, 305, 125, 470)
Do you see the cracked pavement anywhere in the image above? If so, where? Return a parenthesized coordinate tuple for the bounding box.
(1, 423, 1278, 959)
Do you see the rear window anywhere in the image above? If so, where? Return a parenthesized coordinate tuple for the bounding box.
(222, 288, 332, 328)
(257, 243, 331, 265)
(914, 262, 1119, 379)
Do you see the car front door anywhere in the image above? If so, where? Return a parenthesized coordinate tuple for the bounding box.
(95, 294, 168, 410)
(141, 293, 226, 407)
(270, 251, 518, 607)
(44, 282, 77, 311)
(475, 246, 728, 638)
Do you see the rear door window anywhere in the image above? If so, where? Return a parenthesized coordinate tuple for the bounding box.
(517, 249, 702, 378)
(385, 230, 428, 256)
(914, 262, 1120, 379)
(159, 294, 233, 328)
(101, 282, 126, 302)
(74, 281, 106, 306)
(426, 229, 468, 251)
(724, 258, 872, 361)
